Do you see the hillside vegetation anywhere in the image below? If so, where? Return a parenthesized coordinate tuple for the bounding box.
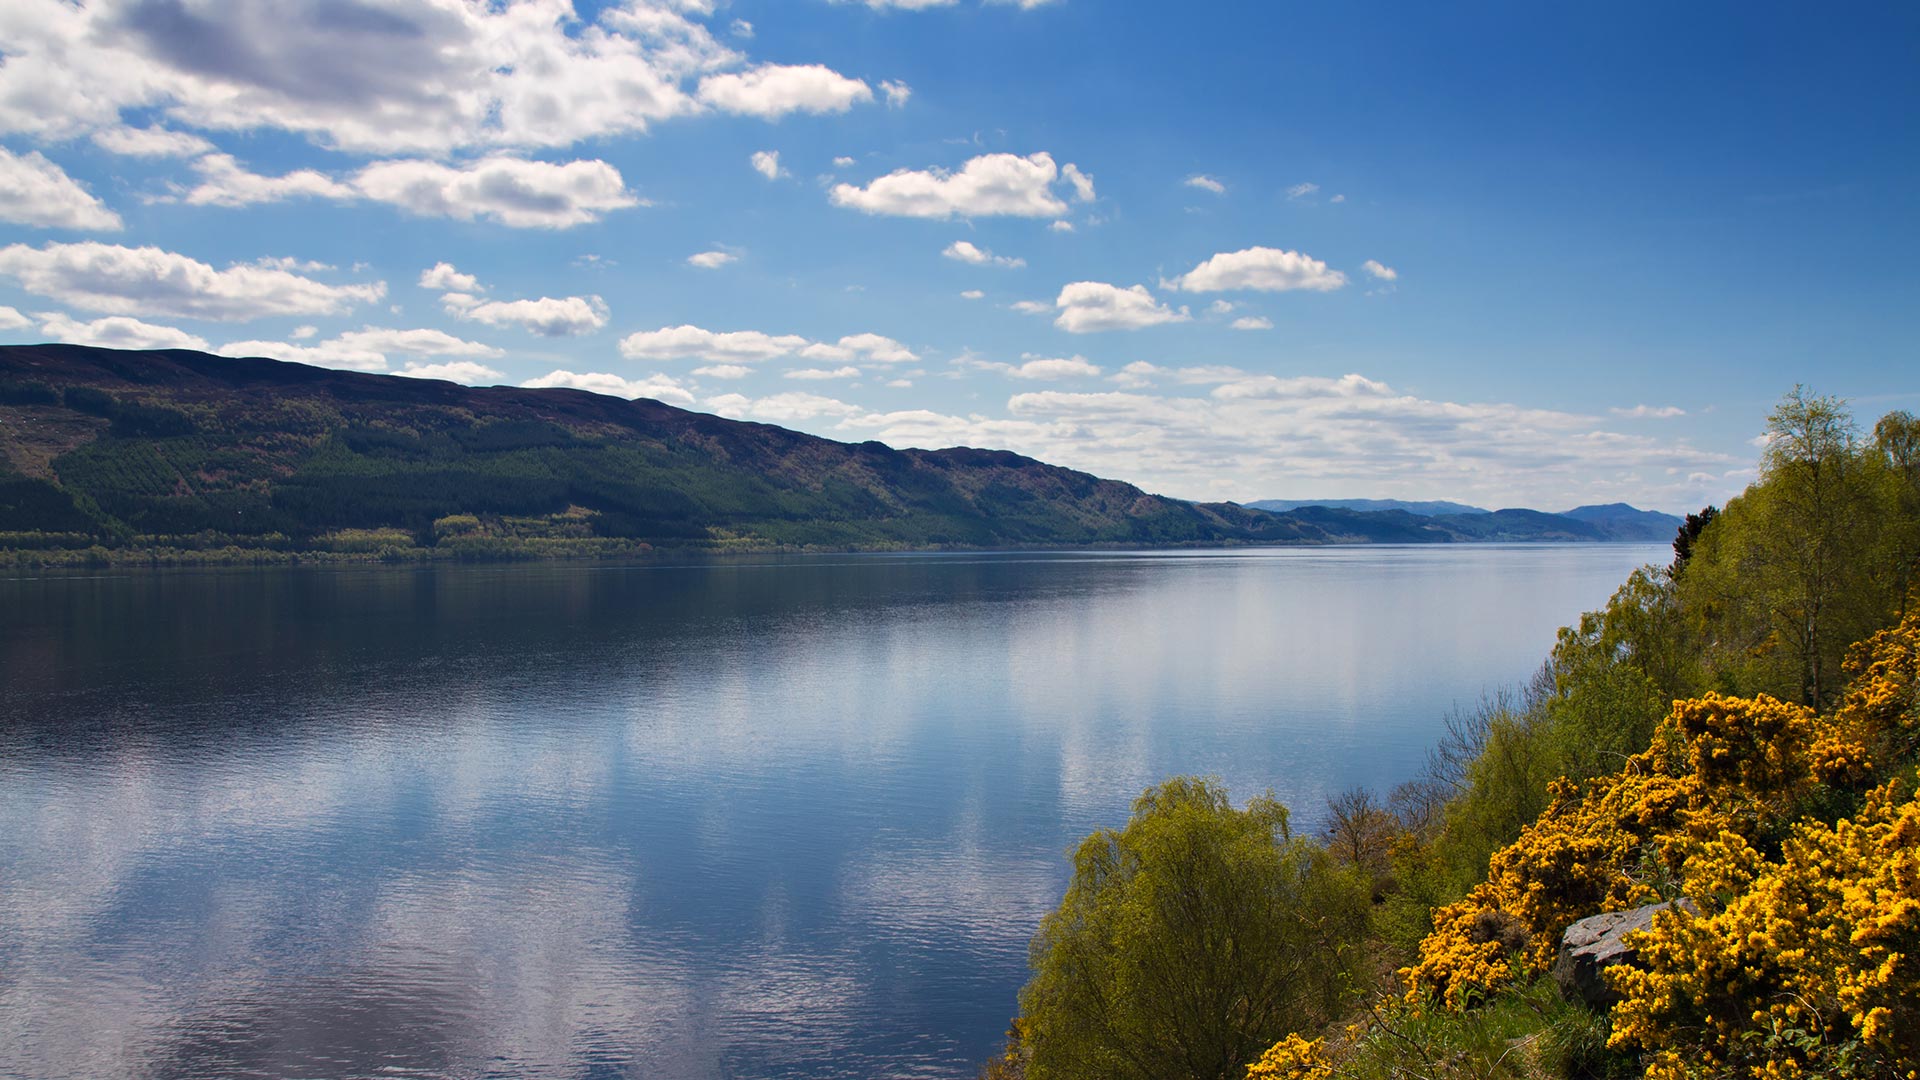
(0, 344, 1314, 563)
(990, 389, 1920, 1080)
(1, 345, 1677, 565)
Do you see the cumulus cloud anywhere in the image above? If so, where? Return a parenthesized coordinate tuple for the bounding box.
(90, 124, 215, 158)
(445, 293, 609, 337)
(687, 250, 738, 269)
(942, 240, 1024, 268)
(0, 306, 31, 331)
(691, 364, 752, 379)
(1230, 316, 1273, 331)
(1048, 220, 1074, 233)
(785, 366, 862, 380)
(830, 152, 1089, 218)
(750, 150, 785, 180)
(1051, 281, 1190, 333)
(697, 64, 874, 118)
(391, 360, 505, 384)
(0, 241, 383, 321)
(960, 289, 985, 300)
(1286, 182, 1319, 199)
(1184, 174, 1226, 194)
(1362, 259, 1398, 281)
(1164, 246, 1347, 293)
(706, 391, 864, 424)
(523, 369, 696, 406)
(34, 311, 208, 351)
(216, 326, 502, 374)
(175, 155, 643, 228)
(1610, 404, 1687, 419)
(419, 263, 480, 293)
(961, 354, 1102, 380)
(0, 148, 123, 230)
(0, 0, 879, 154)
(620, 325, 915, 365)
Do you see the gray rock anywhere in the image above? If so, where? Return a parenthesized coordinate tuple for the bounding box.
(1552, 898, 1695, 1009)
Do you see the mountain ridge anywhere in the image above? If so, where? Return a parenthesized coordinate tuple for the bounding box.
(0, 345, 1681, 562)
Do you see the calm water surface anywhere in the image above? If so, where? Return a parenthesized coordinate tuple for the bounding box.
(0, 544, 1662, 1079)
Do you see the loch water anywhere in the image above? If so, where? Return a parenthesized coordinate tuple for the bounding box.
(0, 544, 1663, 1079)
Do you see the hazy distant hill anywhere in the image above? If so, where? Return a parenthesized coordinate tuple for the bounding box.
(0, 345, 1682, 562)
(1558, 502, 1686, 541)
(1244, 498, 1490, 516)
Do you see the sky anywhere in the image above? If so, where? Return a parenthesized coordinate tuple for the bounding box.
(0, 0, 1915, 513)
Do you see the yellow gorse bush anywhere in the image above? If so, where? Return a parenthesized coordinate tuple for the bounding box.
(1243, 1034, 1332, 1080)
(1399, 692, 1833, 1008)
(1400, 603, 1920, 1076)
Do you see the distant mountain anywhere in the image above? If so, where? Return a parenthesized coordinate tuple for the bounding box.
(1559, 503, 1686, 542)
(1244, 498, 1490, 516)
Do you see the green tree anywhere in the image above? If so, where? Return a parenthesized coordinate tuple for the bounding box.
(1682, 388, 1886, 708)
(1019, 777, 1369, 1080)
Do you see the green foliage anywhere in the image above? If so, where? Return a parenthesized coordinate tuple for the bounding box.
(0, 379, 59, 406)
(1020, 777, 1370, 1080)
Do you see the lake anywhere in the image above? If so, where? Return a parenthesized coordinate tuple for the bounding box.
(0, 543, 1662, 1079)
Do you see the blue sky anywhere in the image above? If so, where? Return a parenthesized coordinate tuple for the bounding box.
(1, 0, 1914, 511)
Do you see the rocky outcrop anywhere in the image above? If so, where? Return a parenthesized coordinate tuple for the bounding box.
(1552, 898, 1695, 1008)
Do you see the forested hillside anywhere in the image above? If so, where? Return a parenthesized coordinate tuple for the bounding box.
(0, 344, 1318, 562)
(990, 389, 1920, 1080)
(0, 345, 1679, 564)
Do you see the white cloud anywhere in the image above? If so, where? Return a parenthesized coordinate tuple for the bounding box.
(833, 156, 856, 168)
(750, 150, 785, 180)
(0, 306, 31, 331)
(0, 241, 383, 321)
(1286, 182, 1319, 199)
(691, 364, 752, 379)
(697, 65, 874, 118)
(960, 289, 985, 300)
(392, 360, 504, 384)
(1230, 316, 1273, 331)
(354, 157, 641, 228)
(181, 153, 356, 207)
(962, 354, 1102, 380)
(523, 369, 695, 406)
(1048, 220, 1074, 233)
(1330, 194, 1346, 204)
(829, 152, 1088, 218)
(1052, 281, 1190, 333)
(620, 325, 915, 365)
(1361, 259, 1398, 282)
(941, 240, 1024, 268)
(1208, 299, 1236, 315)
(446, 294, 609, 337)
(90, 125, 214, 158)
(35, 312, 208, 351)
(0, 0, 878, 154)
(785, 366, 862, 380)
(687, 250, 738, 269)
(1060, 163, 1095, 202)
(1164, 246, 1347, 293)
(419, 263, 481, 293)
(706, 391, 863, 423)
(880, 80, 912, 108)
(177, 155, 643, 228)
(1010, 299, 1053, 315)
(730, 18, 754, 38)
(1611, 404, 1687, 419)
(1184, 174, 1226, 194)
(289, 324, 317, 339)
(0, 148, 123, 230)
(215, 325, 500, 374)
(621, 325, 811, 363)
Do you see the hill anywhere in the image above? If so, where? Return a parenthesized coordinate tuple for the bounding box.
(0, 344, 1326, 560)
(1558, 501, 1685, 540)
(0, 345, 1681, 564)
